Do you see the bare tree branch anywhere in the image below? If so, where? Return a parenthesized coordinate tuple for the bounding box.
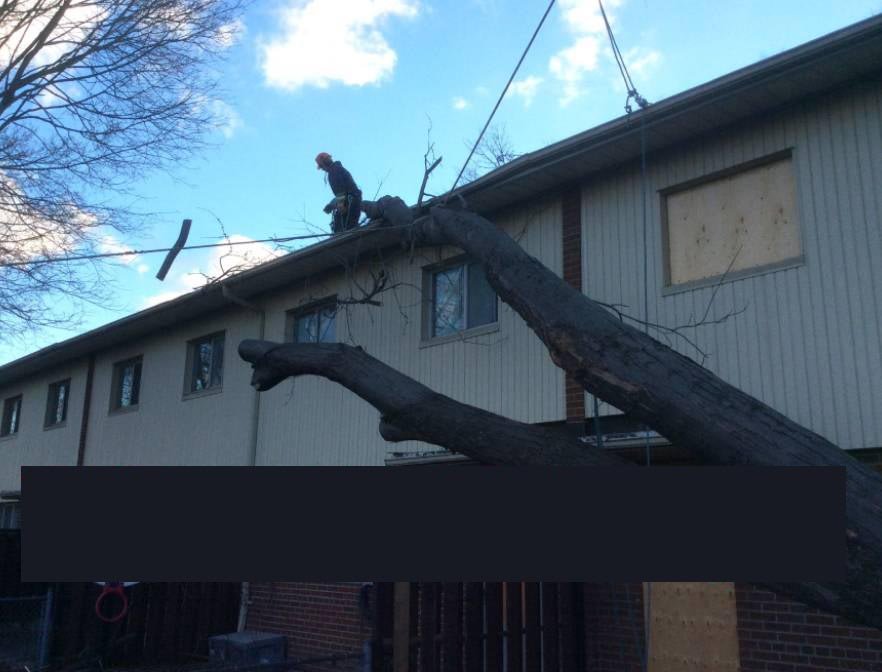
(239, 340, 624, 467)
(0, 0, 245, 338)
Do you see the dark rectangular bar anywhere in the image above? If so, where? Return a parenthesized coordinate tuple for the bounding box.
(22, 466, 845, 581)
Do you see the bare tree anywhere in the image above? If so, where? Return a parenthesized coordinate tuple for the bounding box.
(240, 202, 882, 631)
(462, 123, 520, 183)
(0, 0, 244, 338)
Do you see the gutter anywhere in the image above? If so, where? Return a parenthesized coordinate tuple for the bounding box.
(222, 286, 263, 633)
(76, 354, 96, 466)
(440, 14, 882, 210)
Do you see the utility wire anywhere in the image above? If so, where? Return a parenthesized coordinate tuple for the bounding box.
(446, 0, 556, 197)
(0, 222, 418, 270)
(0, 231, 336, 269)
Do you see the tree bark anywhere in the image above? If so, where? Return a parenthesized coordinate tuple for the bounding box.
(241, 204, 882, 629)
(408, 206, 882, 629)
(238, 340, 623, 467)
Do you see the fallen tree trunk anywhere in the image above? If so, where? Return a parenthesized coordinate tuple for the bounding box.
(408, 206, 882, 629)
(241, 204, 882, 629)
(239, 340, 623, 467)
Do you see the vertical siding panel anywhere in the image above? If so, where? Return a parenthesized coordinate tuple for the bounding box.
(792, 110, 830, 441)
(578, 81, 882, 450)
(827, 101, 868, 447)
(816, 107, 858, 446)
(841, 91, 881, 445)
(801, 106, 843, 444)
(853, 87, 882, 442)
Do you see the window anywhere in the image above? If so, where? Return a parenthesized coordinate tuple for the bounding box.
(290, 302, 336, 343)
(428, 259, 497, 338)
(45, 379, 70, 427)
(662, 153, 801, 288)
(1, 395, 22, 436)
(186, 332, 225, 394)
(111, 357, 142, 411)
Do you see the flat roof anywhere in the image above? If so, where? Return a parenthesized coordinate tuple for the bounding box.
(3, 14, 882, 386)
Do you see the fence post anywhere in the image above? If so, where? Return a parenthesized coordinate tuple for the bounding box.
(37, 585, 54, 670)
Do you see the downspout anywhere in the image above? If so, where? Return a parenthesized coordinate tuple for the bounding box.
(222, 285, 264, 633)
(76, 354, 96, 466)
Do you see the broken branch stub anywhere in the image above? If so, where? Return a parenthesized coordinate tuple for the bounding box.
(361, 196, 413, 229)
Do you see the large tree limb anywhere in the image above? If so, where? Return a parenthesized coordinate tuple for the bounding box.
(238, 340, 624, 467)
(241, 205, 882, 629)
(407, 206, 882, 629)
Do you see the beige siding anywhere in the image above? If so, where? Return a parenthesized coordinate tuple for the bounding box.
(255, 200, 565, 465)
(582, 80, 882, 450)
(0, 198, 565, 481)
(83, 306, 260, 466)
(0, 360, 87, 492)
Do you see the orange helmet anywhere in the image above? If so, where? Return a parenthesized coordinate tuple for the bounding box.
(315, 152, 332, 169)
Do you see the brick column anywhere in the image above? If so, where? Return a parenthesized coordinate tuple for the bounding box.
(562, 188, 585, 424)
(246, 582, 368, 670)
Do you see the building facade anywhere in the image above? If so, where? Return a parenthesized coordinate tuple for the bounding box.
(2, 15, 882, 672)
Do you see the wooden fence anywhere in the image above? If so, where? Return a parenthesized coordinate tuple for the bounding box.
(372, 582, 587, 672)
(1, 531, 240, 668)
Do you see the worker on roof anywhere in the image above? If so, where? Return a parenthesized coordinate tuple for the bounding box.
(316, 152, 362, 234)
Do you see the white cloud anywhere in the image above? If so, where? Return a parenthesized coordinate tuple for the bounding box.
(452, 96, 470, 110)
(508, 75, 543, 107)
(0, 173, 97, 263)
(260, 0, 419, 91)
(549, 0, 630, 106)
(549, 36, 600, 106)
(558, 0, 621, 35)
(210, 99, 243, 139)
(99, 234, 139, 265)
(625, 46, 662, 78)
(137, 263, 150, 275)
(0, 2, 107, 69)
(215, 18, 246, 48)
(142, 235, 284, 308)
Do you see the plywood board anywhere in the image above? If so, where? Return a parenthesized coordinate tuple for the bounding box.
(666, 157, 800, 285)
(647, 582, 740, 672)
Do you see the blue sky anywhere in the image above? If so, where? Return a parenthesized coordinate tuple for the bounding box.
(2, 0, 880, 365)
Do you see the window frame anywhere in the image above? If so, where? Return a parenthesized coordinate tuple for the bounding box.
(659, 149, 804, 295)
(184, 331, 226, 398)
(0, 395, 23, 438)
(286, 297, 338, 344)
(109, 356, 143, 414)
(44, 378, 71, 429)
(422, 255, 499, 345)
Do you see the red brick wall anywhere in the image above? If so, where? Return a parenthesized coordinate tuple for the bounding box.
(246, 582, 368, 669)
(584, 583, 646, 672)
(562, 188, 585, 424)
(735, 584, 882, 671)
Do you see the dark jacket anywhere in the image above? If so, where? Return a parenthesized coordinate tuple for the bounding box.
(326, 161, 361, 197)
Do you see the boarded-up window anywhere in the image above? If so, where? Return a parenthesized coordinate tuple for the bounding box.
(664, 155, 801, 287)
